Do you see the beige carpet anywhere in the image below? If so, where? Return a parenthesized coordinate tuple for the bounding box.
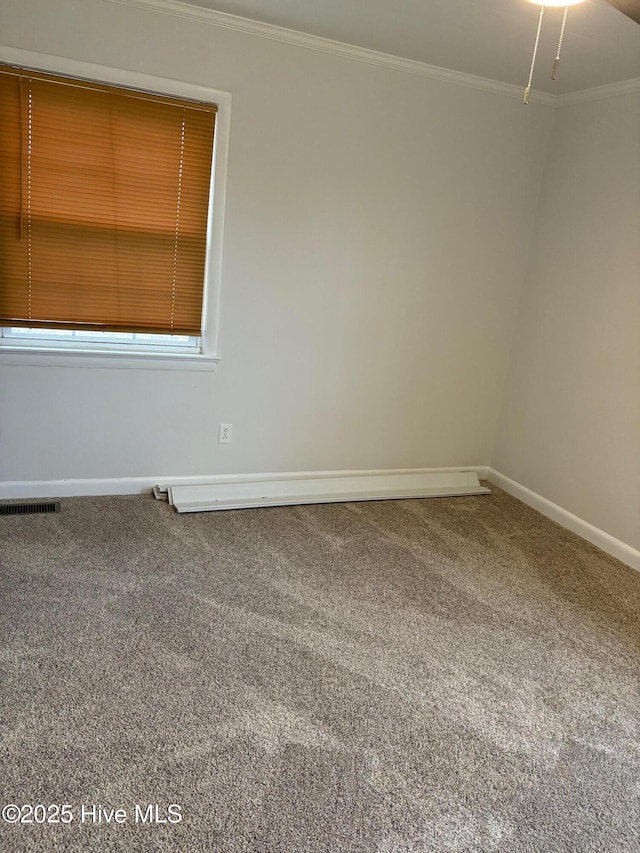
(1, 487, 639, 851)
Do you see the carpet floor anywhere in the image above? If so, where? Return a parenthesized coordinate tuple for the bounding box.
(1, 487, 639, 852)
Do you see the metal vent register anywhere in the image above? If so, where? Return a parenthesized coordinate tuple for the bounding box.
(0, 501, 61, 516)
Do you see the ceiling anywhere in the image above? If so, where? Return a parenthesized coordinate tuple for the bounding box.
(182, 0, 640, 95)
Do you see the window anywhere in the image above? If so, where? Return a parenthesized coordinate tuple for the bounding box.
(0, 56, 229, 368)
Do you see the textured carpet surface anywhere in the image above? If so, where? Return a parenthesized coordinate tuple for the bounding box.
(1, 488, 639, 852)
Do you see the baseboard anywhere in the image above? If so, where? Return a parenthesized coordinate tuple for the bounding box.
(163, 470, 490, 513)
(0, 465, 490, 501)
(487, 468, 640, 573)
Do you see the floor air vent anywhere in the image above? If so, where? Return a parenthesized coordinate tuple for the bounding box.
(0, 501, 61, 516)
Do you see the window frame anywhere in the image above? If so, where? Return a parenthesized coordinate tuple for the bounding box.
(0, 48, 231, 371)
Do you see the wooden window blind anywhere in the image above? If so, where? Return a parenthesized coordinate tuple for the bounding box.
(0, 66, 217, 336)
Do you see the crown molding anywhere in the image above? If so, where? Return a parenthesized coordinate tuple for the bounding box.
(556, 77, 640, 106)
(105, 0, 558, 105)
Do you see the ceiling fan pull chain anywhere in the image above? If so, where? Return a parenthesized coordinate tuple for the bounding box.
(524, 4, 545, 104)
(552, 5, 570, 80)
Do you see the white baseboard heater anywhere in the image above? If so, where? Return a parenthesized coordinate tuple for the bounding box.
(154, 470, 490, 513)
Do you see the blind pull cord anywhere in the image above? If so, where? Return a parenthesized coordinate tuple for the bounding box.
(19, 77, 24, 239)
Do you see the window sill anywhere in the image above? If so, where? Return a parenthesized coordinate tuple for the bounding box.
(0, 346, 221, 371)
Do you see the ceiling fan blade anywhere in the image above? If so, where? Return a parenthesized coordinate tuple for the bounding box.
(602, 0, 640, 24)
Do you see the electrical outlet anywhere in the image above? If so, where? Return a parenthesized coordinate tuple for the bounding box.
(218, 423, 232, 444)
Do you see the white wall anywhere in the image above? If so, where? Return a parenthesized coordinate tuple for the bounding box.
(0, 0, 553, 485)
(491, 91, 640, 552)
